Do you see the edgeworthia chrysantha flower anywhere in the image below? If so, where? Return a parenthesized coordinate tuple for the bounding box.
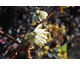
(24, 24, 49, 49)
(32, 7, 48, 25)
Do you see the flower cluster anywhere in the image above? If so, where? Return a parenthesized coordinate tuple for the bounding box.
(24, 7, 49, 49)
(25, 24, 49, 48)
(32, 7, 48, 25)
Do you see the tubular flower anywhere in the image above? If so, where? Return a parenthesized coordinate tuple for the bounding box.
(32, 7, 48, 25)
(60, 25, 66, 34)
(24, 24, 49, 49)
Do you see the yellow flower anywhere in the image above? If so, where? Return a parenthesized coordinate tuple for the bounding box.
(37, 51, 43, 58)
(60, 25, 66, 34)
(52, 24, 59, 32)
(44, 46, 49, 50)
(58, 53, 61, 57)
(44, 50, 48, 54)
(58, 48, 61, 53)
(25, 24, 49, 49)
(67, 36, 70, 40)
(49, 48, 53, 52)
(47, 33, 52, 42)
(56, 44, 60, 48)
(61, 25, 65, 29)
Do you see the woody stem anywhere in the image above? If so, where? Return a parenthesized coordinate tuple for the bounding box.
(9, 39, 28, 59)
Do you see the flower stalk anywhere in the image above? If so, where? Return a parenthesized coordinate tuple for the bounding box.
(26, 43, 32, 59)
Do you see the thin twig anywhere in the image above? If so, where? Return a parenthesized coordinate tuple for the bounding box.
(0, 30, 26, 50)
(0, 30, 31, 58)
(36, 6, 58, 26)
(26, 43, 32, 59)
(0, 30, 19, 45)
(9, 39, 28, 59)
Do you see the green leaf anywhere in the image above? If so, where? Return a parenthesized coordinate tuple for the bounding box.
(59, 43, 67, 51)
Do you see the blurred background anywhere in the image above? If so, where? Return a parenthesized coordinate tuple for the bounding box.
(0, 6, 80, 59)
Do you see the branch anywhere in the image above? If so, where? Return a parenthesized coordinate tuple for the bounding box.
(36, 6, 58, 26)
(9, 39, 28, 59)
(0, 30, 26, 50)
(0, 30, 19, 45)
(26, 43, 32, 59)
(0, 30, 31, 59)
